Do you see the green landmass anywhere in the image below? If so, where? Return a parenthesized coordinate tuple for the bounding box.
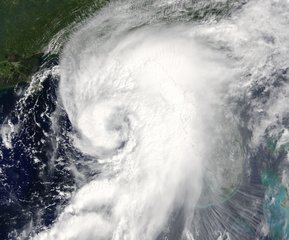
(0, 0, 109, 90)
(0, 53, 42, 89)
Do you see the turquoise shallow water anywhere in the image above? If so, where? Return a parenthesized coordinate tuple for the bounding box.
(262, 170, 289, 239)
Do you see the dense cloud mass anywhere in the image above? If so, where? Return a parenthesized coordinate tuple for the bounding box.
(25, 0, 289, 239)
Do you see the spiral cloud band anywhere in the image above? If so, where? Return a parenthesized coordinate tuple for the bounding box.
(52, 26, 233, 240)
(32, 0, 289, 239)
